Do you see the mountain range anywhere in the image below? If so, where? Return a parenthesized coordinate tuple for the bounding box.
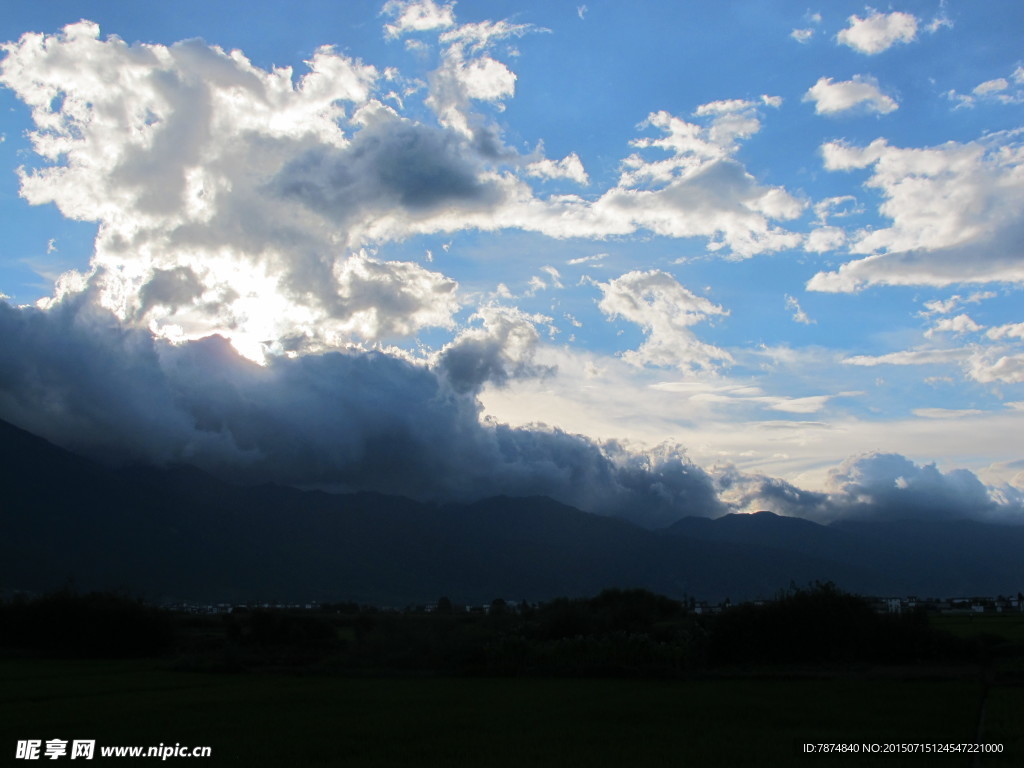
(2, 418, 1022, 605)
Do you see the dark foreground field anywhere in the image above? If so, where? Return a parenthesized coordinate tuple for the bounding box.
(1, 657, 1020, 767)
(3, 589, 1023, 766)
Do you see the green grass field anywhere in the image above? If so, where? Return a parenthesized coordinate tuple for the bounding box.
(931, 612, 1024, 642)
(1, 658, 1019, 767)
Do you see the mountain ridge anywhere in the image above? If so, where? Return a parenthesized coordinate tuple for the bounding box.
(2, 418, 1022, 604)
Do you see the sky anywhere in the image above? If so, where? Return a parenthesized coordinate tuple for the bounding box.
(1, 0, 1023, 527)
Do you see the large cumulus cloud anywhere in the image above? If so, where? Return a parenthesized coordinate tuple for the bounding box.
(0, 22, 493, 359)
(0, 17, 804, 367)
(808, 134, 1024, 292)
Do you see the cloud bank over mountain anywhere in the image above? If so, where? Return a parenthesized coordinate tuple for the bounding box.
(717, 452, 1024, 524)
(4, 290, 1021, 526)
(0, 291, 732, 528)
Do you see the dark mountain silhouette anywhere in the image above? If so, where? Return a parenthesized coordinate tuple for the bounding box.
(2, 419, 1022, 604)
(667, 511, 1024, 598)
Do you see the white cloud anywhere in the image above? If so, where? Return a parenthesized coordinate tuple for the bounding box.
(803, 75, 898, 115)
(967, 352, 1024, 384)
(426, 40, 521, 139)
(681, 389, 852, 415)
(404, 39, 430, 54)
(459, 56, 517, 101)
(597, 270, 731, 372)
(987, 322, 1024, 341)
(692, 97, 781, 150)
(439, 18, 539, 52)
(912, 408, 985, 419)
(843, 348, 971, 367)
(925, 14, 953, 34)
(922, 297, 961, 315)
(924, 313, 982, 338)
(785, 294, 814, 324)
(393, 14, 541, 153)
(568, 253, 607, 266)
(526, 152, 589, 184)
(791, 9, 823, 42)
(383, 0, 456, 39)
(694, 98, 760, 115)
(843, 330, 1024, 385)
(804, 226, 847, 252)
(943, 89, 975, 110)
(540, 265, 563, 287)
(809, 133, 1024, 291)
(837, 10, 918, 55)
(945, 66, 1024, 109)
(524, 265, 564, 295)
(813, 195, 861, 222)
(545, 106, 804, 258)
(975, 78, 1009, 96)
(921, 291, 996, 315)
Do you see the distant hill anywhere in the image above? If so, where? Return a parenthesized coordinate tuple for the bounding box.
(2, 419, 1022, 604)
(666, 511, 1024, 598)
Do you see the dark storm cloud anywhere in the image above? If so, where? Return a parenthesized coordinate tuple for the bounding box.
(716, 453, 1024, 523)
(0, 295, 726, 527)
(272, 118, 503, 220)
(824, 452, 1016, 522)
(435, 307, 555, 395)
(3, 294, 1021, 526)
(0, 293, 200, 465)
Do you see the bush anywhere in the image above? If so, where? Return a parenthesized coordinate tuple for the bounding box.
(707, 582, 952, 666)
(0, 590, 174, 658)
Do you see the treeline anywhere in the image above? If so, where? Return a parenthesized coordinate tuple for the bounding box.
(0, 584, 1003, 675)
(0, 589, 173, 658)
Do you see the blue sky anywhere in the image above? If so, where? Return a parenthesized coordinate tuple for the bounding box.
(1, 1, 1022, 524)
